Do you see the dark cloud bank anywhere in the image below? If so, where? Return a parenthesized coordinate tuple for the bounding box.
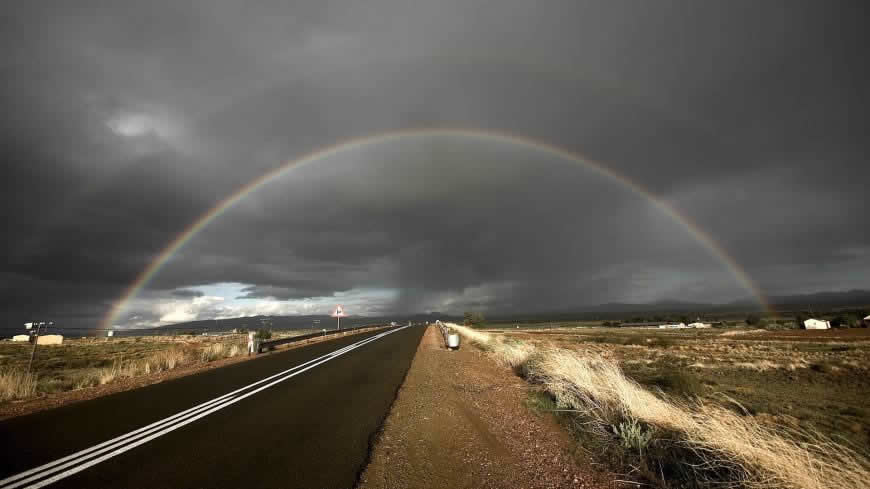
(2, 1, 867, 328)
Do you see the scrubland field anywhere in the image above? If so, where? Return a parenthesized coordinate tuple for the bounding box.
(454, 322, 870, 489)
(496, 326, 870, 454)
(0, 330, 315, 404)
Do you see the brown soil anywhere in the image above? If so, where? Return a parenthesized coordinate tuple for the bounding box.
(0, 326, 388, 421)
(359, 326, 607, 489)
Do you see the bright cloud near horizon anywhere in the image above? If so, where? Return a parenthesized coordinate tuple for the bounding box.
(2, 1, 867, 329)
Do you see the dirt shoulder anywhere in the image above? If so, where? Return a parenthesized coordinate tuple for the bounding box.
(0, 326, 387, 421)
(359, 326, 604, 489)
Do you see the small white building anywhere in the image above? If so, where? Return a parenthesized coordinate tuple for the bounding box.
(688, 322, 712, 329)
(12, 334, 29, 342)
(804, 318, 831, 330)
(659, 323, 687, 329)
(36, 334, 64, 345)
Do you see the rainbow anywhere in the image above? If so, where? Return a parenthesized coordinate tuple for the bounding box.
(102, 128, 769, 328)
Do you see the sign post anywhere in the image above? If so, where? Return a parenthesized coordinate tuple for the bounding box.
(331, 305, 346, 331)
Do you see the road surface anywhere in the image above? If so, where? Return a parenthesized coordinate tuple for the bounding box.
(0, 326, 424, 489)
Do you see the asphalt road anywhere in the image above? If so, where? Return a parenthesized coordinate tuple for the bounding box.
(0, 325, 425, 489)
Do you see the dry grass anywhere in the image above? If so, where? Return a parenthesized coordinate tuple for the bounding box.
(449, 323, 870, 489)
(79, 343, 239, 388)
(200, 343, 225, 362)
(0, 368, 38, 401)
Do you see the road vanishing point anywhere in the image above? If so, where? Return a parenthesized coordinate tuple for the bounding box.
(0, 326, 425, 489)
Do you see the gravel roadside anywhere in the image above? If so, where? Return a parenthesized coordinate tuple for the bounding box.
(359, 326, 604, 489)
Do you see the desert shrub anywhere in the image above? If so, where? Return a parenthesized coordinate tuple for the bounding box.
(810, 362, 834, 374)
(764, 321, 795, 331)
(99, 359, 142, 384)
(645, 371, 704, 399)
(151, 348, 187, 371)
(254, 329, 272, 340)
(615, 417, 655, 455)
(74, 371, 100, 389)
(200, 343, 225, 362)
(794, 313, 809, 329)
(0, 368, 38, 401)
(648, 336, 676, 348)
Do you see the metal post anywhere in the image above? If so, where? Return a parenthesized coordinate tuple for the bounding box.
(337, 315, 341, 331)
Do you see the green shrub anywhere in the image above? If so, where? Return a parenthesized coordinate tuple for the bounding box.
(614, 417, 655, 455)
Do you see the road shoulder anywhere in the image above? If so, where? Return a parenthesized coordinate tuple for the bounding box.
(359, 326, 598, 489)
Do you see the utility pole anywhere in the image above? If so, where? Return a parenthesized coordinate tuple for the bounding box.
(26, 321, 52, 372)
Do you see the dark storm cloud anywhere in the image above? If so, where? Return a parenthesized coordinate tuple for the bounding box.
(2, 1, 867, 327)
(171, 289, 204, 298)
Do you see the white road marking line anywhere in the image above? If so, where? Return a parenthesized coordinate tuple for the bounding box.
(0, 338, 370, 488)
(3, 328, 402, 489)
(0, 327, 407, 489)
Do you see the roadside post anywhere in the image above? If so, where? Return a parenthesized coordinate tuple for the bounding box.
(247, 331, 256, 355)
(331, 305, 346, 331)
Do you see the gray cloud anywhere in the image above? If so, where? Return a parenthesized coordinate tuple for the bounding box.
(171, 289, 205, 298)
(2, 1, 867, 328)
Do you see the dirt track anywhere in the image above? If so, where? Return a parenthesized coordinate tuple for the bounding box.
(360, 326, 602, 489)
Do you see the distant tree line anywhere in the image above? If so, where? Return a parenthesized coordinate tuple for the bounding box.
(463, 311, 485, 326)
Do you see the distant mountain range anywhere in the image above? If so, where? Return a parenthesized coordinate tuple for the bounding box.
(574, 289, 870, 313)
(755, 289, 870, 308)
(485, 290, 870, 321)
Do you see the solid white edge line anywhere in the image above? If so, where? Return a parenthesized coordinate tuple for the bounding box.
(19, 326, 408, 489)
(1, 329, 397, 489)
(0, 327, 403, 489)
(0, 339, 367, 487)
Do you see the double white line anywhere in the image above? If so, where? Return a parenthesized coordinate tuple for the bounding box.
(0, 326, 409, 489)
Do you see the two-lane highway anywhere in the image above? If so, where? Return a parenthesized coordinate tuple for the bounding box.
(0, 325, 425, 489)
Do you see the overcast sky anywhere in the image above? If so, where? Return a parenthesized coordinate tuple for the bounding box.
(3, 1, 868, 329)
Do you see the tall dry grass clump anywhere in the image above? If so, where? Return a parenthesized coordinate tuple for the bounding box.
(151, 347, 188, 371)
(0, 368, 38, 401)
(200, 343, 225, 362)
(449, 324, 493, 347)
(446, 323, 870, 489)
